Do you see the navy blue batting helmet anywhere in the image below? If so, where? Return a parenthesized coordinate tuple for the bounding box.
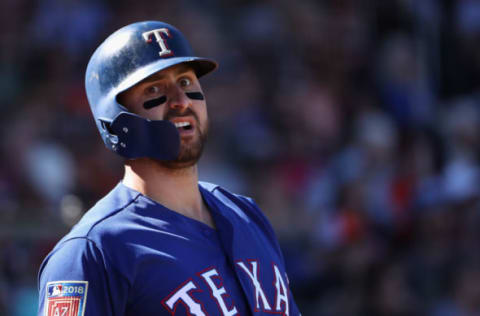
(85, 21, 217, 160)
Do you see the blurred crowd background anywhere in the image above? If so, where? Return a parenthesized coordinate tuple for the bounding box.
(1, 0, 480, 315)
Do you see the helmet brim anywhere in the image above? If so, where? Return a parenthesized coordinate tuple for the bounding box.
(116, 56, 218, 96)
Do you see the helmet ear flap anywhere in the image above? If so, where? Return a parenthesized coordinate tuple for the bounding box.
(108, 112, 180, 160)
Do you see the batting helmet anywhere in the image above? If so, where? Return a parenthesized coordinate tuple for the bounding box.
(85, 21, 217, 160)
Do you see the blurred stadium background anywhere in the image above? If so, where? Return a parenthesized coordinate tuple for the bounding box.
(2, 0, 480, 315)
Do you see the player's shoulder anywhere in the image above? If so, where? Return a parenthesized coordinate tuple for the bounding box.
(39, 183, 141, 282)
(58, 182, 141, 244)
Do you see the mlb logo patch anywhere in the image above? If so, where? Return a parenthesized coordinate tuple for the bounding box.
(45, 281, 88, 316)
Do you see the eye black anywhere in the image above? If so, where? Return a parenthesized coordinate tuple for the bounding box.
(186, 92, 204, 100)
(143, 95, 167, 109)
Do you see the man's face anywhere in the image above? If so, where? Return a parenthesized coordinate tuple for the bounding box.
(117, 64, 208, 168)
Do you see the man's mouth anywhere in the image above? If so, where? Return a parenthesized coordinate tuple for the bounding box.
(174, 121, 193, 131)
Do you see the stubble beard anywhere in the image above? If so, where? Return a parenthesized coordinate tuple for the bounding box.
(160, 120, 208, 170)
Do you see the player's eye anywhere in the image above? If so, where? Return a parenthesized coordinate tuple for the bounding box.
(179, 78, 192, 87)
(145, 85, 160, 96)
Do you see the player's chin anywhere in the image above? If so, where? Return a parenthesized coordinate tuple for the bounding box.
(160, 126, 207, 169)
(162, 141, 205, 169)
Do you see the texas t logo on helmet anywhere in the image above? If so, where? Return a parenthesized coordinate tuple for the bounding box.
(84, 21, 217, 161)
(142, 28, 173, 57)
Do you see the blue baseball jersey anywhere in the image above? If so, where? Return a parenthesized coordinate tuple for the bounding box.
(38, 182, 301, 316)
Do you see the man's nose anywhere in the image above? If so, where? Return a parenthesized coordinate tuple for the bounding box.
(167, 86, 191, 111)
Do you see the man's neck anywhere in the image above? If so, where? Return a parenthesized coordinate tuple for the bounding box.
(122, 158, 215, 228)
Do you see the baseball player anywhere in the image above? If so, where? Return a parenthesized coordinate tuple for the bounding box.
(37, 21, 301, 316)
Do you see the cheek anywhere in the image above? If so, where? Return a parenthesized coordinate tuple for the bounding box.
(196, 102, 208, 125)
(129, 102, 164, 121)
(144, 107, 165, 120)
(120, 94, 143, 115)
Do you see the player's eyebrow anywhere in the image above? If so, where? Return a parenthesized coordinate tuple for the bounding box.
(142, 72, 166, 83)
(141, 65, 193, 83)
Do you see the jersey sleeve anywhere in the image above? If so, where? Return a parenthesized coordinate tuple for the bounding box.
(38, 237, 129, 316)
